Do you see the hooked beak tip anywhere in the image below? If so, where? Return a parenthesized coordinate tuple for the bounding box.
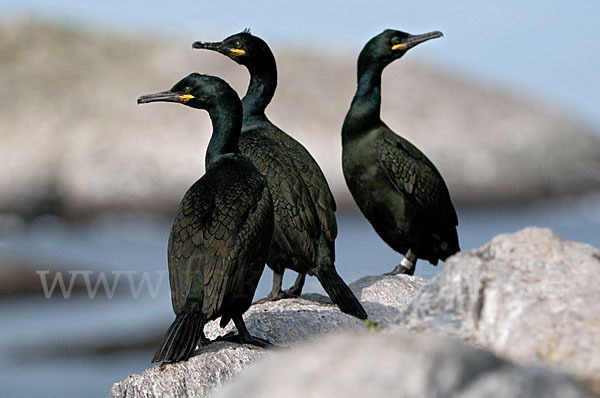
(192, 41, 213, 50)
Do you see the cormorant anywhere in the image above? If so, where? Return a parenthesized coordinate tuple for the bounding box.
(342, 30, 459, 275)
(138, 73, 274, 363)
(193, 31, 367, 320)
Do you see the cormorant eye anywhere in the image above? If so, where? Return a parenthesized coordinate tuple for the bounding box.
(184, 87, 192, 94)
(235, 41, 242, 49)
(391, 37, 401, 45)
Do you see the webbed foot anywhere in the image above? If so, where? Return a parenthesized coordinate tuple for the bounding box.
(384, 264, 415, 276)
(199, 331, 210, 346)
(253, 290, 296, 304)
(385, 250, 417, 276)
(215, 331, 273, 348)
(283, 273, 306, 297)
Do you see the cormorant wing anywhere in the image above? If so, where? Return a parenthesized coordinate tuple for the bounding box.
(240, 130, 323, 264)
(167, 173, 272, 318)
(376, 129, 458, 227)
(276, 127, 338, 244)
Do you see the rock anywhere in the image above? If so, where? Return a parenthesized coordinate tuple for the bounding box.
(202, 298, 365, 345)
(400, 227, 600, 391)
(456, 366, 592, 398)
(2, 20, 600, 217)
(110, 343, 265, 398)
(350, 274, 427, 325)
(211, 331, 590, 398)
(201, 275, 426, 344)
(110, 275, 424, 397)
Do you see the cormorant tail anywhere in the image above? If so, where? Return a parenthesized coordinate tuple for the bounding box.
(315, 266, 368, 320)
(152, 312, 204, 363)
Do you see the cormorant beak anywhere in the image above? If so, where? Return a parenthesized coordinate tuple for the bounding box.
(393, 31, 443, 51)
(137, 90, 194, 104)
(192, 41, 245, 57)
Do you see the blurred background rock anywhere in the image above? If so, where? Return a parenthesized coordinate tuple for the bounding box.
(1, 19, 599, 218)
(0, 1, 599, 397)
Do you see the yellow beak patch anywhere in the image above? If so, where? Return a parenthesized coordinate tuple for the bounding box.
(392, 43, 408, 51)
(179, 94, 194, 102)
(230, 48, 246, 56)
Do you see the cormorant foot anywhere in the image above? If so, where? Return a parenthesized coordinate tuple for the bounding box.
(384, 264, 415, 276)
(253, 291, 296, 304)
(215, 332, 273, 348)
(199, 334, 210, 347)
(282, 286, 303, 297)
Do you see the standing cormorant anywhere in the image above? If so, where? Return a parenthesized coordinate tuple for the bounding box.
(193, 31, 367, 320)
(138, 73, 274, 363)
(342, 30, 459, 275)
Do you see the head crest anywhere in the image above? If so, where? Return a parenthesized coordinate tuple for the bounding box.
(242, 28, 251, 34)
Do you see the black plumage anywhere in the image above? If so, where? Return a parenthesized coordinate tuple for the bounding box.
(138, 73, 274, 363)
(342, 29, 460, 275)
(193, 32, 367, 320)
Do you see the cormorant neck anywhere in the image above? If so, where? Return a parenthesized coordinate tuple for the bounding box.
(204, 100, 243, 169)
(356, 60, 384, 101)
(343, 60, 385, 139)
(241, 55, 277, 122)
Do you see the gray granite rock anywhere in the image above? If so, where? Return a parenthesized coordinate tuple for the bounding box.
(202, 298, 365, 346)
(456, 366, 592, 398)
(350, 274, 427, 325)
(401, 227, 600, 390)
(201, 275, 426, 343)
(110, 343, 264, 398)
(212, 331, 590, 398)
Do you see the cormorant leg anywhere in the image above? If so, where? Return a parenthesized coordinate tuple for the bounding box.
(283, 272, 306, 296)
(385, 249, 417, 276)
(215, 315, 273, 348)
(254, 269, 295, 303)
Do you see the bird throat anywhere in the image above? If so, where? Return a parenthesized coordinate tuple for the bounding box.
(242, 63, 277, 122)
(205, 104, 242, 169)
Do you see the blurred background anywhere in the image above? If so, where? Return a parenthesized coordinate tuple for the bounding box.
(1, 1, 599, 396)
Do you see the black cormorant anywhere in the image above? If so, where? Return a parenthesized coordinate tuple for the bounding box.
(342, 30, 459, 275)
(138, 73, 274, 363)
(193, 31, 367, 320)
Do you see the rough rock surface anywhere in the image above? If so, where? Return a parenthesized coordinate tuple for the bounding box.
(201, 275, 426, 342)
(350, 274, 427, 325)
(202, 298, 365, 345)
(110, 343, 264, 398)
(2, 20, 600, 217)
(111, 276, 423, 397)
(212, 331, 590, 398)
(401, 227, 600, 390)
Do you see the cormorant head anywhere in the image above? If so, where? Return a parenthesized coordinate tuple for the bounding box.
(137, 73, 239, 110)
(192, 29, 274, 69)
(358, 29, 443, 68)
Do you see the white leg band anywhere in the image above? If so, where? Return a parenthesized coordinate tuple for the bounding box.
(400, 256, 415, 270)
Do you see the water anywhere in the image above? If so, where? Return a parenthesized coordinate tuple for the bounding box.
(0, 196, 599, 397)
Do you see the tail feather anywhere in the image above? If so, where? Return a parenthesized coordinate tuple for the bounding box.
(152, 312, 204, 363)
(316, 266, 368, 320)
